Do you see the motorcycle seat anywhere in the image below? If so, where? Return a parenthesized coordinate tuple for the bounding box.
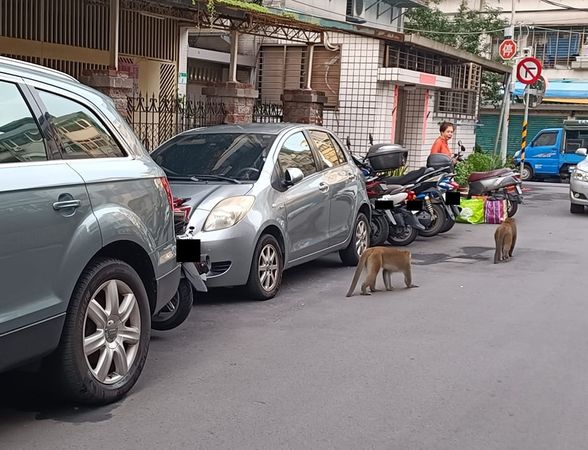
(468, 168, 512, 182)
(381, 167, 432, 186)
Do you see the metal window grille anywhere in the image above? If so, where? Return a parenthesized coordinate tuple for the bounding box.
(253, 101, 283, 123)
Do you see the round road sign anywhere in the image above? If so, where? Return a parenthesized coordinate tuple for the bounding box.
(517, 57, 543, 85)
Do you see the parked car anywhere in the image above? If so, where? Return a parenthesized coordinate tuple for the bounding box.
(0, 56, 181, 404)
(513, 119, 588, 181)
(151, 123, 371, 300)
(570, 148, 588, 214)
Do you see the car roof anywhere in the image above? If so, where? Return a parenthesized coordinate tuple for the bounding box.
(175, 122, 326, 136)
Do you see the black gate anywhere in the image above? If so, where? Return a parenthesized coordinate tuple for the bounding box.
(127, 94, 226, 151)
(253, 101, 283, 123)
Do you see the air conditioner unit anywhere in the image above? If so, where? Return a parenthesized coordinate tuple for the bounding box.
(346, 0, 366, 24)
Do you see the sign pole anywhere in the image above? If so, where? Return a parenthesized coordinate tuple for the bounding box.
(519, 84, 530, 176)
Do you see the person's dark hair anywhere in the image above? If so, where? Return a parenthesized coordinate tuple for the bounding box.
(439, 121, 454, 133)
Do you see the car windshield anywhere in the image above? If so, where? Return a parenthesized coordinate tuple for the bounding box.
(152, 132, 277, 182)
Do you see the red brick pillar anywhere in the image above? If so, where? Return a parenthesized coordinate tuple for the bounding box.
(202, 82, 258, 124)
(80, 69, 133, 119)
(282, 89, 326, 125)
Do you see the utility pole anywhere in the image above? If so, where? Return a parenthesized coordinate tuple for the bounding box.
(499, 0, 517, 164)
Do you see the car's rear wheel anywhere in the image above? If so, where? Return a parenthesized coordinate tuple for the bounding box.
(570, 203, 584, 214)
(50, 257, 151, 405)
(339, 212, 370, 266)
(246, 234, 283, 300)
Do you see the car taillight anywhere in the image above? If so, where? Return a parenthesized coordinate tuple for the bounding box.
(160, 176, 174, 210)
(173, 197, 192, 223)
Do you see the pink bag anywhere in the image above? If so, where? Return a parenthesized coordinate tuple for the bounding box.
(484, 197, 506, 224)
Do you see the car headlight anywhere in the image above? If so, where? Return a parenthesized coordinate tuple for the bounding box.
(203, 196, 255, 231)
(572, 169, 588, 183)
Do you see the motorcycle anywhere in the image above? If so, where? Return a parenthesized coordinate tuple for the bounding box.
(151, 197, 209, 331)
(455, 141, 523, 217)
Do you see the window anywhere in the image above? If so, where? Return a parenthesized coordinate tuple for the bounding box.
(0, 81, 46, 164)
(277, 132, 318, 177)
(309, 130, 346, 168)
(37, 90, 125, 159)
(533, 132, 557, 147)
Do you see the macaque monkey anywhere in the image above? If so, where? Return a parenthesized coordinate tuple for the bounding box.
(346, 246, 418, 297)
(494, 217, 517, 264)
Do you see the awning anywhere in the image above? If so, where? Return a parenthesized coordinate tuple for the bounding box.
(514, 79, 588, 103)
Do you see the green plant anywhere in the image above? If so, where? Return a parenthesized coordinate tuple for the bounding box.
(454, 151, 512, 187)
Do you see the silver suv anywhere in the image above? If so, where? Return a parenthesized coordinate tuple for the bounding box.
(0, 57, 181, 404)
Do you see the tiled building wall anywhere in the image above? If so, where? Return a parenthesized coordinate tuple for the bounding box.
(322, 32, 394, 158)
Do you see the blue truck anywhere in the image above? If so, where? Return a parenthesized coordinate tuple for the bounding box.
(513, 119, 588, 181)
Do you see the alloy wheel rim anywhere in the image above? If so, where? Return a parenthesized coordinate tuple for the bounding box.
(83, 279, 141, 385)
(258, 244, 279, 292)
(355, 219, 368, 255)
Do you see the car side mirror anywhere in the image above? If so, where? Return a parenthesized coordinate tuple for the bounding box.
(576, 147, 587, 156)
(284, 168, 304, 186)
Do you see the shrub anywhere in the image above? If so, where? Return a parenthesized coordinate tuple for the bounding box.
(454, 151, 513, 187)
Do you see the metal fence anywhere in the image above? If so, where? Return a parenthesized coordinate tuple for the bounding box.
(127, 94, 226, 151)
(253, 101, 283, 123)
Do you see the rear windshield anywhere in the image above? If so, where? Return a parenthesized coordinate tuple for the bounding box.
(152, 132, 277, 182)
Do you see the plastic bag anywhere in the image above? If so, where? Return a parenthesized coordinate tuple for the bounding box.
(484, 197, 507, 224)
(456, 197, 485, 224)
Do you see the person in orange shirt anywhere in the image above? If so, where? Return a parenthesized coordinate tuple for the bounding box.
(430, 121, 458, 164)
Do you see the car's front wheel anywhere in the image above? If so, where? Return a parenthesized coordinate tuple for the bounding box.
(571, 203, 584, 214)
(50, 257, 151, 405)
(246, 234, 283, 300)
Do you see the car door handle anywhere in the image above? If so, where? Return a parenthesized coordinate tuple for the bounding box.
(53, 199, 81, 210)
(319, 182, 329, 193)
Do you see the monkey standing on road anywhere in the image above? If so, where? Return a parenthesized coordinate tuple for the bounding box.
(346, 247, 419, 297)
(494, 217, 517, 264)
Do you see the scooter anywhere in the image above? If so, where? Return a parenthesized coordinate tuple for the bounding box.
(455, 141, 524, 217)
(151, 197, 209, 331)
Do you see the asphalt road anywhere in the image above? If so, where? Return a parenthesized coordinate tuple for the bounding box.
(2, 182, 588, 450)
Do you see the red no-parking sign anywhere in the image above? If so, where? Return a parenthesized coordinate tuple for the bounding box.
(517, 57, 543, 85)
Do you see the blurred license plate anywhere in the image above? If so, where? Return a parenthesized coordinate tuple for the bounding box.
(176, 238, 201, 263)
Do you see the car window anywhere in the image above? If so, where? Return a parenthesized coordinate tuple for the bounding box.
(277, 132, 318, 177)
(309, 130, 346, 168)
(533, 132, 557, 147)
(37, 90, 125, 159)
(0, 81, 47, 164)
(152, 132, 276, 181)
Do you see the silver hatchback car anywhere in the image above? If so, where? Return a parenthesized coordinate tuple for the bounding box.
(0, 57, 180, 404)
(151, 123, 371, 300)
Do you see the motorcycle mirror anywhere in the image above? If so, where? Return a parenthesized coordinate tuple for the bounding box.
(369, 133, 374, 145)
(346, 136, 351, 151)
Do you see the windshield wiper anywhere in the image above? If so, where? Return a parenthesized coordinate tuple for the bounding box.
(188, 174, 242, 184)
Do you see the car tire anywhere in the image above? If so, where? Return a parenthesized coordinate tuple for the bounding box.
(521, 164, 533, 182)
(50, 257, 151, 405)
(151, 278, 193, 331)
(246, 234, 283, 301)
(570, 203, 584, 214)
(339, 212, 370, 266)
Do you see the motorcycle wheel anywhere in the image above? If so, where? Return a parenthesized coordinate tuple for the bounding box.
(387, 225, 418, 246)
(151, 278, 193, 331)
(506, 198, 518, 217)
(439, 215, 456, 233)
(417, 203, 446, 237)
(370, 213, 390, 247)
